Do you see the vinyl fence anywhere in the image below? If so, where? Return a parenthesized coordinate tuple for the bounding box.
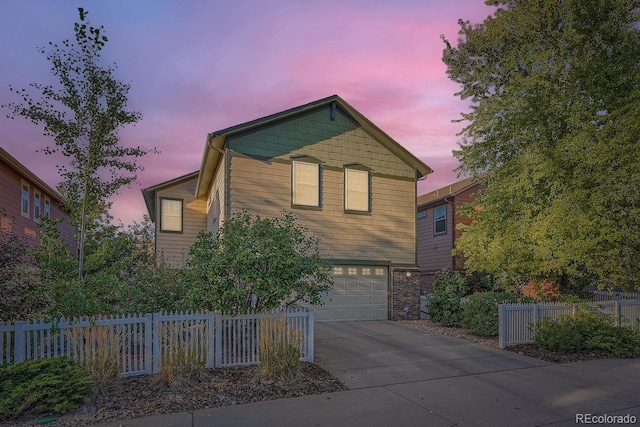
(0, 308, 313, 376)
(498, 300, 640, 349)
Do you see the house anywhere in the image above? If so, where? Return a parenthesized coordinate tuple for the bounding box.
(416, 176, 482, 293)
(0, 146, 76, 253)
(142, 95, 432, 321)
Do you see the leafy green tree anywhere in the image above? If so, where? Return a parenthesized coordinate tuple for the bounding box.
(443, 0, 640, 291)
(183, 210, 333, 314)
(3, 8, 155, 280)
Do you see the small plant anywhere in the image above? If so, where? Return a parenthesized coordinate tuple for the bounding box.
(461, 292, 534, 336)
(531, 316, 583, 353)
(259, 315, 302, 380)
(0, 356, 91, 421)
(157, 322, 207, 388)
(427, 268, 473, 326)
(67, 319, 123, 395)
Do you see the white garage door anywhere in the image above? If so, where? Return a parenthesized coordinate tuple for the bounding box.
(314, 265, 388, 322)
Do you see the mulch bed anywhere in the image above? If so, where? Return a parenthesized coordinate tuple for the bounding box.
(504, 343, 615, 363)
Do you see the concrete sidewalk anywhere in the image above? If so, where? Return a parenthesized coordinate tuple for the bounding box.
(98, 321, 640, 427)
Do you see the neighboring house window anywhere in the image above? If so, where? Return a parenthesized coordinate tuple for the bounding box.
(34, 191, 41, 219)
(160, 198, 183, 232)
(44, 198, 51, 219)
(417, 210, 427, 219)
(21, 181, 29, 218)
(434, 205, 446, 234)
(344, 168, 370, 212)
(292, 161, 320, 207)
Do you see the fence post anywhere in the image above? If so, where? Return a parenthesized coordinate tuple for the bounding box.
(307, 308, 314, 363)
(152, 313, 161, 374)
(615, 301, 621, 326)
(498, 305, 506, 349)
(207, 311, 215, 369)
(214, 312, 222, 367)
(14, 321, 27, 363)
(144, 314, 153, 375)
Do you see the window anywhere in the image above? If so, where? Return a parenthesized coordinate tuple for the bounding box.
(160, 198, 183, 232)
(34, 191, 41, 219)
(292, 161, 320, 207)
(434, 205, 446, 234)
(21, 182, 29, 218)
(44, 198, 51, 219)
(417, 210, 427, 219)
(344, 168, 370, 212)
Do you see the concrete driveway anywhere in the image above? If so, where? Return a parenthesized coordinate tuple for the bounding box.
(100, 321, 640, 427)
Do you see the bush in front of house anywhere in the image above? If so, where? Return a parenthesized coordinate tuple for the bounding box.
(426, 268, 474, 326)
(461, 291, 534, 336)
(531, 307, 640, 357)
(0, 356, 92, 421)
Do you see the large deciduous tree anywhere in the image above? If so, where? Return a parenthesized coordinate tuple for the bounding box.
(3, 8, 154, 280)
(443, 0, 640, 291)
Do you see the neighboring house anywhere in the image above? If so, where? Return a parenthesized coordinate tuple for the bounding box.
(416, 176, 482, 293)
(142, 95, 432, 321)
(0, 146, 76, 253)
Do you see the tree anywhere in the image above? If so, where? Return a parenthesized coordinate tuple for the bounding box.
(443, 1, 640, 291)
(3, 8, 155, 280)
(183, 211, 333, 314)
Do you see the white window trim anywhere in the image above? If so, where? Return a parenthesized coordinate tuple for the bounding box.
(160, 198, 183, 233)
(344, 168, 370, 213)
(434, 205, 447, 235)
(33, 190, 41, 220)
(44, 197, 51, 220)
(21, 181, 30, 218)
(292, 160, 320, 208)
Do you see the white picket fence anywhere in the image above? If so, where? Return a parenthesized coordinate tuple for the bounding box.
(0, 308, 314, 376)
(498, 300, 640, 348)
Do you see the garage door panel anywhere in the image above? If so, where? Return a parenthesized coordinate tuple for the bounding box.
(313, 265, 388, 322)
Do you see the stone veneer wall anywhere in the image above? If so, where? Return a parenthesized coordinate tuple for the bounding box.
(390, 267, 421, 320)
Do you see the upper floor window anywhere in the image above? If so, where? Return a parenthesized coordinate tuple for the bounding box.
(344, 168, 370, 213)
(21, 182, 29, 218)
(34, 191, 41, 219)
(44, 198, 51, 219)
(417, 210, 427, 219)
(160, 197, 183, 233)
(434, 205, 446, 234)
(292, 160, 320, 208)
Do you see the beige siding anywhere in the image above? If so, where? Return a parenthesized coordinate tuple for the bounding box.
(417, 202, 454, 272)
(156, 176, 206, 266)
(206, 160, 226, 235)
(228, 155, 415, 265)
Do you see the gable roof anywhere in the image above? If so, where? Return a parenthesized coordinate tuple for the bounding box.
(195, 95, 433, 198)
(417, 176, 480, 207)
(0, 146, 66, 205)
(141, 171, 199, 222)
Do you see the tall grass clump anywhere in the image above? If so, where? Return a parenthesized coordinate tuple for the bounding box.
(67, 319, 123, 395)
(157, 321, 207, 388)
(259, 315, 303, 380)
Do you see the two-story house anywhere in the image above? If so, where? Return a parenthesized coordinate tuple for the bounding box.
(0, 147, 76, 253)
(142, 95, 432, 321)
(416, 176, 481, 293)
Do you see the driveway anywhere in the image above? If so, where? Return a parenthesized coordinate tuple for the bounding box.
(99, 321, 640, 427)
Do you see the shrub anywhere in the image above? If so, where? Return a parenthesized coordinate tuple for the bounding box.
(427, 268, 473, 326)
(0, 356, 91, 421)
(461, 292, 534, 336)
(531, 307, 640, 357)
(259, 315, 302, 380)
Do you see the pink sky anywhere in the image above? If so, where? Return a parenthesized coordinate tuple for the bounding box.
(0, 0, 493, 225)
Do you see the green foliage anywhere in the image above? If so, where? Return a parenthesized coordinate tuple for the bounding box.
(531, 307, 640, 357)
(0, 356, 92, 421)
(183, 210, 333, 314)
(3, 8, 156, 280)
(443, 1, 640, 292)
(461, 292, 534, 336)
(426, 268, 473, 326)
(259, 316, 302, 380)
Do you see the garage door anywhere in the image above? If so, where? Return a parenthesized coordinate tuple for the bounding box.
(313, 265, 388, 322)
